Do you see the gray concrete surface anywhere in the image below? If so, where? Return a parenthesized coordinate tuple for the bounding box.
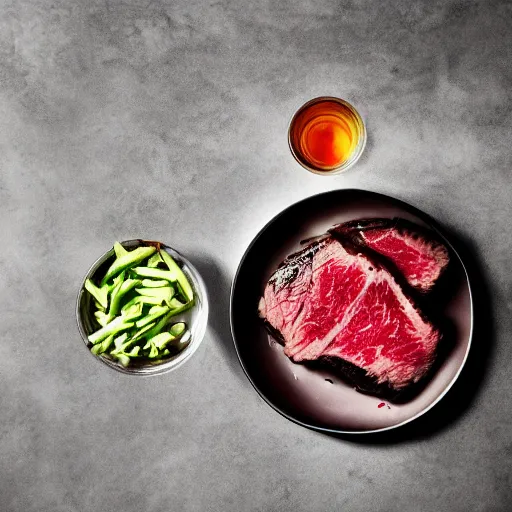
(1, 0, 511, 510)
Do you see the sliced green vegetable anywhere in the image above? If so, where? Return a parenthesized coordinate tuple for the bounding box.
(142, 315, 170, 340)
(88, 316, 134, 345)
(85, 279, 108, 310)
(150, 332, 174, 350)
(91, 334, 114, 355)
(159, 250, 194, 303)
(173, 280, 188, 304)
(121, 302, 144, 321)
(111, 331, 144, 355)
(135, 286, 174, 299)
(114, 332, 129, 349)
(140, 279, 169, 288)
(107, 279, 142, 321)
(142, 301, 193, 340)
(101, 281, 115, 294)
(148, 305, 163, 315)
(135, 306, 169, 328)
(127, 346, 140, 357)
(106, 271, 125, 314)
(91, 343, 102, 355)
(132, 266, 177, 282)
(94, 300, 106, 312)
(98, 282, 116, 306)
(168, 298, 186, 309)
(112, 353, 130, 367)
(130, 322, 157, 342)
(101, 246, 156, 286)
(114, 242, 129, 258)
(147, 252, 164, 268)
(94, 310, 109, 327)
(170, 322, 186, 337)
(121, 295, 163, 311)
(148, 342, 159, 358)
(111, 340, 132, 355)
(146, 323, 188, 350)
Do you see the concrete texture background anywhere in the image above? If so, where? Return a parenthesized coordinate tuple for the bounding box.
(1, 0, 511, 510)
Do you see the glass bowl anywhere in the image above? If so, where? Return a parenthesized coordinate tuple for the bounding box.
(76, 240, 209, 375)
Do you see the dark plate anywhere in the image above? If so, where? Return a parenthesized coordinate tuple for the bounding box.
(230, 189, 473, 434)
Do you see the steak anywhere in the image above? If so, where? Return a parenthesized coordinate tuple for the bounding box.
(330, 218, 450, 293)
(258, 236, 442, 397)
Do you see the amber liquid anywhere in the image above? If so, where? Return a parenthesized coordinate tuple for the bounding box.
(289, 98, 365, 173)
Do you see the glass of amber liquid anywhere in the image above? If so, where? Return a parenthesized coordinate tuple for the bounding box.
(288, 97, 366, 175)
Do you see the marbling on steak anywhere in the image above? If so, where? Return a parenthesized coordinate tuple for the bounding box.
(258, 236, 442, 396)
(330, 218, 450, 293)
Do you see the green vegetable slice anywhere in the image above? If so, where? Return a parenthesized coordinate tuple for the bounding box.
(140, 279, 169, 288)
(101, 246, 156, 286)
(150, 332, 174, 350)
(91, 334, 114, 355)
(142, 301, 193, 340)
(114, 242, 129, 258)
(94, 310, 109, 327)
(145, 323, 187, 350)
(121, 295, 163, 311)
(112, 353, 130, 367)
(147, 252, 164, 268)
(130, 322, 157, 342)
(88, 316, 135, 345)
(93, 300, 106, 312)
(113, 332, 129, 349)
(121, 302, 144, 321)
(168, 298, 186, 309)
(132, 267, 177, 282)
(85, 279, 108, 310)
(148, 305, 163, 314)
(127, 346, 140, 357)
(170, 322, 186, 337)
(111, 334, 138, 355)
(135, 287, 174, 299)
(135, 306, 169, 328)
(107, 278, 142, 321)
(148, 342, 159, 358)
(159, 250, 194, 303)
(106, 271, 125, 314)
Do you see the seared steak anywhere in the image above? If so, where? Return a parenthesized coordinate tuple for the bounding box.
(258, 236, 442, 397)
(330, 218, 450, 293)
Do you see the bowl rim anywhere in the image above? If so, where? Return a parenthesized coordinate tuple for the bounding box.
(76, 239, 209, 376)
